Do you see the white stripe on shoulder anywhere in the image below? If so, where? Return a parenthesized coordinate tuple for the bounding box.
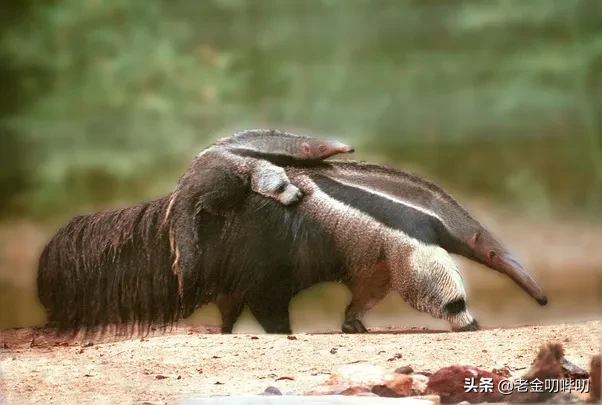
(327, 177, 445, 223)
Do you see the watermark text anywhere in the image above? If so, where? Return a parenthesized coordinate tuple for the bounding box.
(464, 377, 590, 395)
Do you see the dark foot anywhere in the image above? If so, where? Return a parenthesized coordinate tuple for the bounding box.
(453, 319, 480, 332)
(280, 185, 303, 206)
(342, 319, 368, 334)
(221, 324, 234, 334)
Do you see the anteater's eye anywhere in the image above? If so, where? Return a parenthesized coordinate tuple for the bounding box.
(488, 250, 497, 260)
(319, 145, 326, 152)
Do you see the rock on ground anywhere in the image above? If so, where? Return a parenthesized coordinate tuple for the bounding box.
(0, 321, 599, 405)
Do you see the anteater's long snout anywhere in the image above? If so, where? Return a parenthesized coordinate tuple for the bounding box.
(327, 140, 355, 154)
(497, 254, 548, 306)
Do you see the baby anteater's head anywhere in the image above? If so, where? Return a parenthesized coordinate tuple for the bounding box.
(219, 129, 355, 161)
(298, 137, 355, 160)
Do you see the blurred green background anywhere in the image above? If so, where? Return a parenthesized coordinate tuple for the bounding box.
(1, 0, 601, 332)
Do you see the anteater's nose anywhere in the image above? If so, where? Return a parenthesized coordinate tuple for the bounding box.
(329, 141, 355, 154)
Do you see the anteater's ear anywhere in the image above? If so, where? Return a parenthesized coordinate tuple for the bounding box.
(299, 142, 311, 157)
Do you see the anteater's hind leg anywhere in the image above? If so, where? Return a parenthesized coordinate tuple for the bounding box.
(247, 294, 292, 334)
(215, 292, 245, 334)
(342, 262, 391, 334)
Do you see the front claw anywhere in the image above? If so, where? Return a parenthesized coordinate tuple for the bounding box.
(452, 319, 480, 332)
(279, 184, 303, 206)
(341, 319, 368, 334)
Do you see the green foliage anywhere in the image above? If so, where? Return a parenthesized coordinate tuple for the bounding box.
(1, 0, 601, 218)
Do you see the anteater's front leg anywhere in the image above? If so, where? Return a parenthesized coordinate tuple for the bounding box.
(249, 160, 303, 206)
(342, 262, 391, 334)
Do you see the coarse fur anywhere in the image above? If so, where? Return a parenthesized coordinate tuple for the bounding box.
(215, 128, 354, 163)
(201, 165, 479, 333)
(303, 161, 547, 307)
(37, 154, 547, 336)
(36, 129, 353, 336)
(201, 128, 354, 209)
(180, 183, 347, 334)
(37, 195, 184, 336)
(36, 167, 346, 336)
(167, 129, 353, 315)
(198, 160, 548, 334)
(36, 166, 253, 336)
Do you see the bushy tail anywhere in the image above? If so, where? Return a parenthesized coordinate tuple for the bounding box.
(36, 196, 183, 337)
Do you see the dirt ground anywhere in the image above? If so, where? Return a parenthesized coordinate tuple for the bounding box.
(1, 320, 600, 405)
(1, 212, 601, 404)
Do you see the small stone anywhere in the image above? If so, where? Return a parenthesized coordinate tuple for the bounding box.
(387, 353, 403, 361)
(410, 374, 430, 396)
(330, 348, 338, 354)
(261, 386, 282, 396)
(395, 366, 414, 375)
(325, 364, 386, 387)
(305, 364, 387, 397)
(81, 341, 94, 348)
(372, 373, 413, 397)
(561, 357, 589, 380)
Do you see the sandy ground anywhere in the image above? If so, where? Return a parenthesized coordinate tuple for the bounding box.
(1, 321, 600, 405)
(1, 213, 601, 404)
